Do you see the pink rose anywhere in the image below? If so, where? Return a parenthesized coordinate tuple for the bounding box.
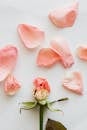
(33, 77, 50, 101)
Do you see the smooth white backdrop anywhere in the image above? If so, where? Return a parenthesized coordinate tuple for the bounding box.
(0, 0, 87, 130)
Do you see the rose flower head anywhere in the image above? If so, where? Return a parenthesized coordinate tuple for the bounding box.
(33, 77, 50, 101)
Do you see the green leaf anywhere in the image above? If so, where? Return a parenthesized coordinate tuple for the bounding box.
(47, 102, 62, 112)
(46, 119, 67, 130)
(20, 101, 37, 113)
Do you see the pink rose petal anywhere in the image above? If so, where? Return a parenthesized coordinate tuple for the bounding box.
(0, 45, 18, 82)
(62, 72, 83, 95)
(50, 36, 74, 68)
(49, 2, 78, 28)
(4, 75, 21, 96)
(18, 24, 45, 49)
(33, 77, 50, 92)
(37, 48, 60, 67)
(77, 46, 87, 61)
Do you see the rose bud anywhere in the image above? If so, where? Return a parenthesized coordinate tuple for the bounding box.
(4, 75, 21, 96)
(33, 77, 50, 101)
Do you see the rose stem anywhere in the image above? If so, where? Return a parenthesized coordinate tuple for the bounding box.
(40, 105, 44, 130)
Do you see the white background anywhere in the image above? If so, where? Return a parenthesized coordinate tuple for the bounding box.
(0, 0, 87, 130)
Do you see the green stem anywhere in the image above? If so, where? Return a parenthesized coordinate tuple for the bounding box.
(39, 105, 44, 130)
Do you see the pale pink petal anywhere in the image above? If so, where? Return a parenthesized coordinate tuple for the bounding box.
(4, 75, 21, 96)
(0, 45, 18, 82)
(77, 46, 87, 61)
(49, 2, 78, 28)
(18, 24, 45, 49)
(37, 48, 60, 67)
(50, 36, 74, 68)
(62, 72, 83, 95)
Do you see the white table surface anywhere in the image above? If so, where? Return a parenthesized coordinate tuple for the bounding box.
(0, 0, 87, 130)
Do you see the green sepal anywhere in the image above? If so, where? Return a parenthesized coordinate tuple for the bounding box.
(20, 101, 37, 113)
(50, 97, 69, 104)
(46, 97, 68, 112)
(38, 100, 47, 105)
(57, 97, 69, 102)
(46, 102, 62, 112)
(46, 118, 67, 130)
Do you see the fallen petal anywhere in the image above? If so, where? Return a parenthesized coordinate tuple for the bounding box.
(62, 72, 83, 95)
(37, 48, 60, 67)
(50, 36, 74, 68)
(4, 75, 21, 96)
(0, 45, 18, 82)
(49, 2, 78, 28)
(18, 24, 45, 49)
(77, 46, 87, 61)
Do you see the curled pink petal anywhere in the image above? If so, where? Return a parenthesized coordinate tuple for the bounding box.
(37, 48, 60, 67)
(62, 72, 83, 95)
(49, 2, 78, 28)
(33, 77, 50, 92)
(77, 46, 87, 61)
(18, 24, 45, 49)
(50, 36, 74, 68)
(4, 75, 21, 96)
(0, 45, 18, 82)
